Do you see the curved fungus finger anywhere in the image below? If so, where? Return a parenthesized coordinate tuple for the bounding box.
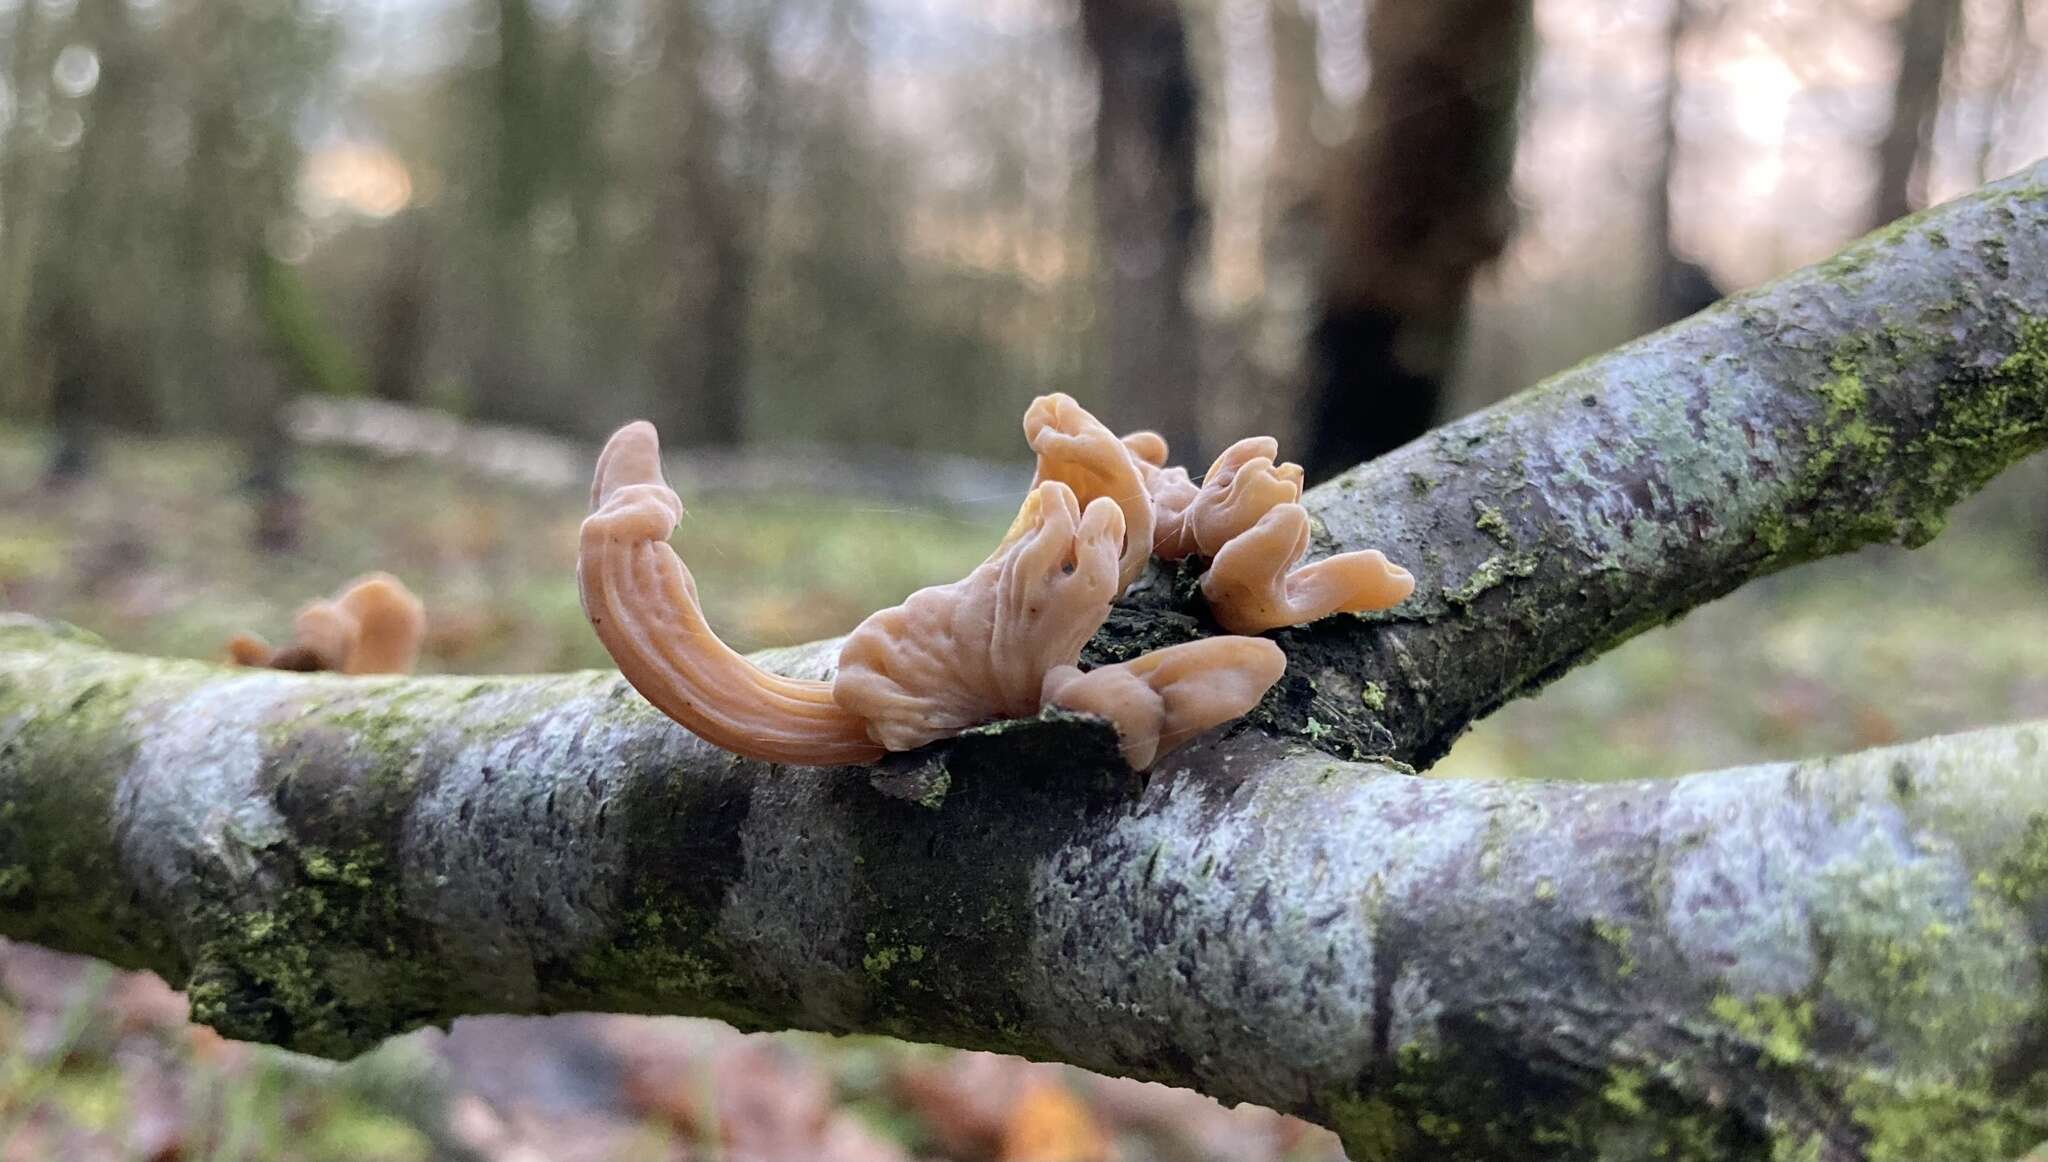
(1110, 427, 1206, 558)
(290, 600, 363, 673)
(836, 481, 1126, 752)
(1136, 461, 1200, 559)
(1187, 455, 1305, 557)
(1201, 502, 1415, 634)
(1148, 436, 1303, 561)
(1120, 430, 1169, 467)
(329, 573, 427, 675)
(1202, 436, 1280, 481)
(1007, 393, 1154, 590)
(1041, 637, 1287, 770)
(224, 632, 276, 668)
(579, 421, 884, 766)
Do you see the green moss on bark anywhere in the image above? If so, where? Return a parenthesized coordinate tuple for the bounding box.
(1322, 1042, 1762, 1162)
(0, 630, 193, 977)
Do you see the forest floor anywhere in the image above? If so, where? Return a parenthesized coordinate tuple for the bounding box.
(1, 427, 2045, 1161)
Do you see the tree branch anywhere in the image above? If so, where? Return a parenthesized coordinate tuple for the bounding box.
(1, 163, 2046, 1160)
(0, 622, 2044, 1159)
(1269, 160, 2048, 767)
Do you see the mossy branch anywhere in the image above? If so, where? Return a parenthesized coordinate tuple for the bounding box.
(0, 623, 2045, 1160)
(1282, 159, 2048, 767)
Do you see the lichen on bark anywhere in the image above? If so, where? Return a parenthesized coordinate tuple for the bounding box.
(7, 620, 2047, 1160)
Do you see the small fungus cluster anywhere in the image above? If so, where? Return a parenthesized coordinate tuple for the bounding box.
(227, 572, 426, 675)
(578, 395, 1412, 771)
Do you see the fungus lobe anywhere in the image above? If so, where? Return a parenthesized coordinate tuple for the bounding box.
(1201, 503, 1414, 634)
(834, 480, 1126, 751)
(1042, 637, 1287, 770)
(578, 421, 885, 766)
(226, 572, 425, 675)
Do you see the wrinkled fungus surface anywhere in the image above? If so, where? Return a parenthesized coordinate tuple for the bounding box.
(578, 396, 1411, 770)
(1043, 637, 1287, 770)
(836, 481, 1125, 751)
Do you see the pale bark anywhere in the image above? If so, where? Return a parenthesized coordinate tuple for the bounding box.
(0, 162, 2046, 1160)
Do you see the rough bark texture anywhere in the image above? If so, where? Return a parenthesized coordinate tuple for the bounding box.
(1, 626, 2045, 1161)
(1081, 0, 1206, 463)
(1, 164, 2047, 1161)
(1300, 0, 1532, 482)
(1274, 161, 2048, 770)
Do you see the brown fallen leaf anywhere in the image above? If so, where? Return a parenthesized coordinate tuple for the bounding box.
(999, 1078, 1113, 1162)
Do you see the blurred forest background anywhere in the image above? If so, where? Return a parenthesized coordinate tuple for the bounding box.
(2, 0, 2048, 1158)
(6, 0, 2047, 477)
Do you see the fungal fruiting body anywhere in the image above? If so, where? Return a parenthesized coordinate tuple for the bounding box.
(1182, 438, 1307, 558)
(1201, 503, 1415, 634)
(1042, 638, 1287, 770)
(835, 481, 1125, 751)
(1133, 460, 1200, 559)
(579, 424, 1140, 764)
(1119, 430, 1169, 468)
(579, 421, 885, 766)
(1007, 392, 1155, 591)
(227, 573, 426, 675)
(577, 400, 1411, 771)
(1117, 426, 1412, 632)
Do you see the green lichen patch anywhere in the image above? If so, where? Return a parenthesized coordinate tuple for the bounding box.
(1361, 682, 1388, 713)
(1587, 918, 1637, 980)
(183, 842, 458, 1058)
(1322, 1039, 1762, 1162)
(1441, 552, 1540, 607)
(1472, 500, 1513, 547)
(1710, 994, 1814, 1068)
(0, 638, 193, 978)
(1809, 836, 2033, 1078)
(1845, 1072, 2048, 1162)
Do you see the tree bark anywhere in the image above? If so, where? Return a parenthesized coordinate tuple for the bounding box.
(1869, 0, 1962, 229)
(1080, 0, 1206, 463)
(1, 629, 2045, 1161)
(1300, 0, 1532, 483)
(1274, 159, 2048, 770)
(1, 162, 2045, 1160)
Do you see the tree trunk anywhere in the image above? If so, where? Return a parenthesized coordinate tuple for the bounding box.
(650, 0, 755, 448)
(1080, 0, 1206, 464)
(369, 215, 431, 405)
(0, 0, 50, 415)
(0, 161, 2044, 1161)
(1237, 0, 1327, 448)
(1644, 0, 1724, 329)
(1869, 0, 1962, 228)
(1300, 0, 1532, 482)
(1263, 0, 1325, 287)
